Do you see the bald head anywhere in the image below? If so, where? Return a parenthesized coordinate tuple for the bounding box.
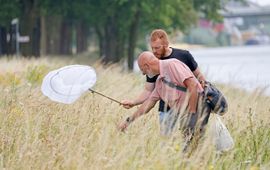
(138, 51, 157, 65)
(137, 51, 160, 76)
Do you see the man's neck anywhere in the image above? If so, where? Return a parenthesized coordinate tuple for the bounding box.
(163, 47, 172, 58)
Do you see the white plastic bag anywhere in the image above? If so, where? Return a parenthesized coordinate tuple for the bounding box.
(214, 116, 234, 152)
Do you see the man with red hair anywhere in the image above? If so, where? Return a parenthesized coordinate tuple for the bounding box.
(121, 29, 207, 133)
(118, 52, 210, 146)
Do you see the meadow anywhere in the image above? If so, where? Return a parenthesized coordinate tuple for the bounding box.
(0, 57, 269, 170)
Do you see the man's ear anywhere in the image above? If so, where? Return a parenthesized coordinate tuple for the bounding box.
(145, 63, 150, 69)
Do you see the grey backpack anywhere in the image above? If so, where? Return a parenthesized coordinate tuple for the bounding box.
(203, 82, 228, 115)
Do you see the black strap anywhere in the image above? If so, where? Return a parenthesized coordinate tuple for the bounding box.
(161, 78, 187, 92)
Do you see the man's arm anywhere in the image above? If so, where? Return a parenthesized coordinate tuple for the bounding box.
(118, 98, 157, 131)
(121, 82, 155, 109)
(183, 77, 199, 113)
(184, 51, 206, 87)
(193, 67, 206, 87)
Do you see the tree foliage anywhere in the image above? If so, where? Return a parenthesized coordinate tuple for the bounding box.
(0, 0, 232, 68)
(0, 0, 21, 26)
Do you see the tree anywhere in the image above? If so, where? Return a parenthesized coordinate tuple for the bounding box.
(0, 0, 21, 55)
(76, 0, 224, 70)
(0, 0, 239, 63)
(126, 0, 198, 70)
(39, 0, 73, 55)
(19, 0, 41, 57)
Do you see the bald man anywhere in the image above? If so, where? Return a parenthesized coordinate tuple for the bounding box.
(118, 51, 210, 137)
(121, 29, 206, 131)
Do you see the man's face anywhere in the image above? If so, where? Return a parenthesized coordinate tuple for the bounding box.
(139, 63, 155, 77)
(151, 39, 166, 59)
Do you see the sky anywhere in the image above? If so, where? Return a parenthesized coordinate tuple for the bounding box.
(249, 0, 270, 6)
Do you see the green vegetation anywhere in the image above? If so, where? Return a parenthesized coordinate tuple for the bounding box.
(0, 57, 269, 169)
(0, 0, 230, 69)
(26, 65, 49, 85)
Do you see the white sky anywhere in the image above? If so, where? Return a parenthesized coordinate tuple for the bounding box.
(249, 0, 270, 6)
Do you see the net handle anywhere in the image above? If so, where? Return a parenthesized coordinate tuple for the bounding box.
(88, 89, 122, 105)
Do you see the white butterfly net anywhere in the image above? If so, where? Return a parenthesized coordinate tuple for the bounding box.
(41, 65, 96, 104)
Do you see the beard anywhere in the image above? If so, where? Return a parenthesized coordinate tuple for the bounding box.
(154, 46, 166, 59)
(147, 73, 156, 78)
(146, 70, 157, 78)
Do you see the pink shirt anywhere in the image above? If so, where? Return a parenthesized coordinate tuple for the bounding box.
(149, 59, 203, 110)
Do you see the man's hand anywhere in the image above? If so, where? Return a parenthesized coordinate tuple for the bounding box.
(199, 80, 206, 89)
(118, 117, 132, 132)
(120, 82, 155, 109)
(121, 100, 135, 109)
(193, 67, 206, 88)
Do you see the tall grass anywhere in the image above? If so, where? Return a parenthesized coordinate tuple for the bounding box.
(0, 57, 269, 170)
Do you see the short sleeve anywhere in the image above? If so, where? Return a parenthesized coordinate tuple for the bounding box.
(171, 61, 194, 84)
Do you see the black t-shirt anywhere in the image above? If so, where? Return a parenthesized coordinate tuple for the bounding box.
(146, 48, 198, 112)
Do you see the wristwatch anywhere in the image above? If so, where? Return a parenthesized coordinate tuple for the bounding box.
(126, 116, 133, 124)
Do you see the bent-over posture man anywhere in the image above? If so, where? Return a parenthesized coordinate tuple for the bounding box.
(121, 29, 206, 132)
(118, 52, 211, 150)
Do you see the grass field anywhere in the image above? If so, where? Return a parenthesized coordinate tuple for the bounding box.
(0, 57, 270, 170)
